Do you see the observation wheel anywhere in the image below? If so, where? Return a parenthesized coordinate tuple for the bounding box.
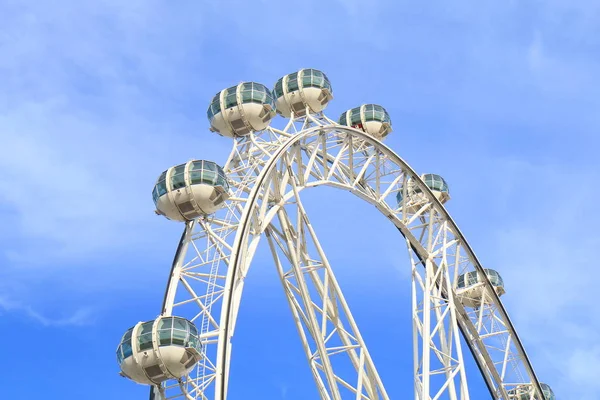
(116, 69, 556, 400)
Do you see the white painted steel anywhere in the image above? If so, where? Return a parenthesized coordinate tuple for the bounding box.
(147, 110, 545, 400)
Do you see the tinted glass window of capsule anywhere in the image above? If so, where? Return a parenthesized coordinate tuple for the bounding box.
(171, 164, 186, 190)
(156, 317, 202, 353)
(457, 269, 503, 289)
(395, 186, 410, 204)
(274, 77, 284, 98)
(301, 69, 330, 90)
(396, 175, 448, 203)
(274, 69, 332, 98)
(152, 171, 168, 204)
(152, 162, 229, 206)
(188, 161, 228, 189)
(207, 83, 275, 121)
(350, 107, 362, 125)
(222, 86, 237, 109)
(207, 93, 222, 121)
(420, 174, 449, 194)
(363, 104, 391, 125)
(541, 384, 555, 400)
(116, 318, 202, 364)
(287, 72, 299, 92)
(509, 385, 555, 400)
(137, 321, 154, 351)
(338, 105, 390, 128)
(116, 327, 134, 364)
(240, 82, 275, 108)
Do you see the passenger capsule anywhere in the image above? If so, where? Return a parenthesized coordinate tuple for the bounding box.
(507, 383, 556, 400)
(116, 316, 202, 385)
(456, 269, 505, 308)
(338, 104, 392, 140)
(273, 68, 333, 117)
(396, 174, 450, 213)
(207, 82, 276, 137)
(152, 160, 229, 221)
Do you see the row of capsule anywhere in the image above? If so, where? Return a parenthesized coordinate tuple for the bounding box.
(152, 161, 508, 310)
(151, 158, 509, 307)
(150, 162, 449, 223)
(207, 68, 392, 139)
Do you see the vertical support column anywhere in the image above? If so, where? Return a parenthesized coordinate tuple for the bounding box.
(276, 208, 343, 400)
(266, 229, 332, 399)
(408, 234, 469, 400)
(161, 220, 197, 316)
(265, 197, 389, 399)
(421, 257, 432, 398)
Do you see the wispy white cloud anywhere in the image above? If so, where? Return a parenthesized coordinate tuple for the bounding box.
(0, 1, 234, 322)
(280, 383, 288, 399)
(0, 295, 93, 327)
(470, 157, 600, 398)
(0, 1, 232, 263)
(566, 346, 600, 399)
(527, 31, 545, 71)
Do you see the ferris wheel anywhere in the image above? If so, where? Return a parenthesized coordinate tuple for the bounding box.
(115, 69, 556, 400)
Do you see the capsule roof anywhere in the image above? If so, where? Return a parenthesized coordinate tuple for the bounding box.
(457, 269, 504, 289)
(207, 82, 275, 122)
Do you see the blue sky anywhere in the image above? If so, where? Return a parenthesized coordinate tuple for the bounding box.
(1, 0, 599, 398)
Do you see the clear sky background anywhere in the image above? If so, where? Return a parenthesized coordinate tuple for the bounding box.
(1, 1, 599, 399)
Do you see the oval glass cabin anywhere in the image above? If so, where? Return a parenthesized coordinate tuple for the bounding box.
(338, 104, 392, 140)
(396, 174, 451, 213)
(152, 160, 229, 221)
(273, 68, 333, 117)
(207, 82, 276, 137)
(507, 383, 556, 400)
(421, 174, 449, 195)
(116, 316, 202, 385)
(456, 268, 506, 307)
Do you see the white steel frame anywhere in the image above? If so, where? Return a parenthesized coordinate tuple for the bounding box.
(148, 110, 544, 400)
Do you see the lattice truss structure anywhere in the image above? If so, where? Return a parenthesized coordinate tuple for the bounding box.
(150, 111, 545, 400)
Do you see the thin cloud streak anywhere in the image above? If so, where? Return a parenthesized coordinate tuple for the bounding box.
(0, 296, 94, 327)
(0, 0, 232, 263)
